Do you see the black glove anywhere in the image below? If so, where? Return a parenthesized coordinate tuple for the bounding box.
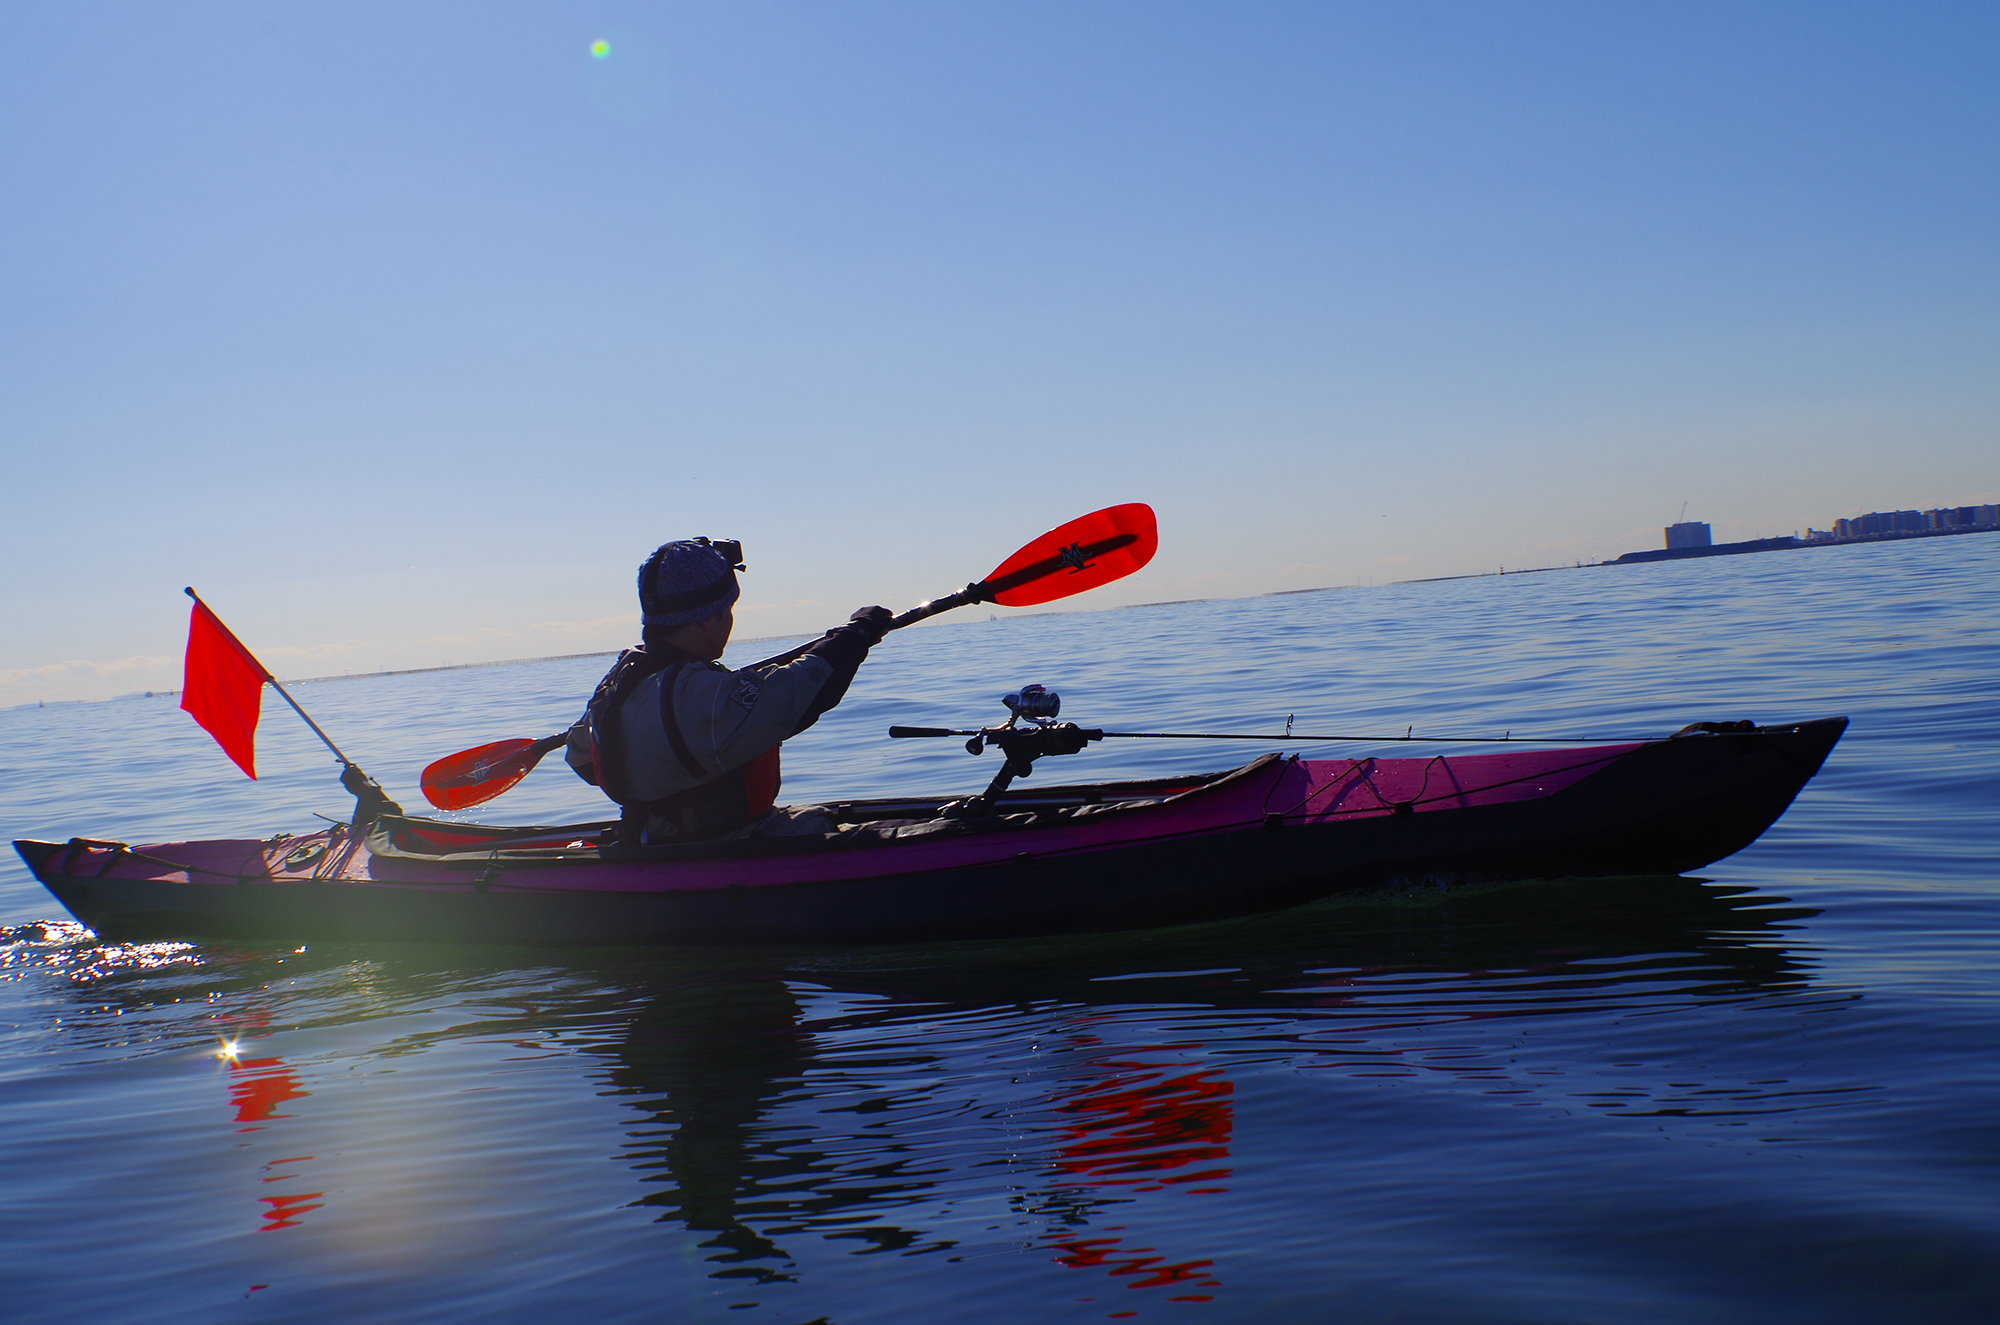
(848, 605, 894, 643)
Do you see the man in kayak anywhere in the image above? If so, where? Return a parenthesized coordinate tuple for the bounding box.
(567, 537, 894, 844)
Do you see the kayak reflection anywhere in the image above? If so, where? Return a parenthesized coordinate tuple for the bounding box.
(19, 874, 1833, 1305)
(591, 977, 1239, 1298)
(579, 875, 1826, 1301)
(598, 973, 817, 1275)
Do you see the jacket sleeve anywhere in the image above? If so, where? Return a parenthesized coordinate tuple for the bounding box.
(673, 618, 883, 767)
(651, 654, 834, 785)
(621, 621, 884, 799)
(783, 620, 882, 736)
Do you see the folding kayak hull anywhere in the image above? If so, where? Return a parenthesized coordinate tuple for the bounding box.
(14, 718, 1847, 946)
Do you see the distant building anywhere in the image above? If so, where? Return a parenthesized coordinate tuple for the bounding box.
(1835, 507, 1990, 538)
(1664, 521, 1712, 550)
(1860, 512, 1891, 536)
(1929, 505, 2000, 529)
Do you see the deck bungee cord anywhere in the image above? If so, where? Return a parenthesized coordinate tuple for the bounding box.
(1256, 746, 1637, 823)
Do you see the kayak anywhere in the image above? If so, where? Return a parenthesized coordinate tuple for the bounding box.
(13, 718, 1845, 947)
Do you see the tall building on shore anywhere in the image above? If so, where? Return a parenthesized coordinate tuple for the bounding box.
(1665, 521, 1713, 550)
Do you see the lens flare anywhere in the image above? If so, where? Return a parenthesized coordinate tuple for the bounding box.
(589, 39, 610, 59)
(217, 1038, 241, 1061)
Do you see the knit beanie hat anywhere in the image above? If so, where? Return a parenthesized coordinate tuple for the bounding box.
(638, 539, 741, 631)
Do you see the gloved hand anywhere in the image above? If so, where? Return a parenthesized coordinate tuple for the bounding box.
(848, 605, 894, 643)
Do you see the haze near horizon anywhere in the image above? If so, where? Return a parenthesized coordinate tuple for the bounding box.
(3, 1, 1994, 705)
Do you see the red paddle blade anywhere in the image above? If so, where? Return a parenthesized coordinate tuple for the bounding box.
(420, 738, 538, 811)
(981, 503, 1158, 607)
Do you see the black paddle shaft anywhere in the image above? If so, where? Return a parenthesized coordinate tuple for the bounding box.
(750, 530, 1141, 668)
(888, 531, 1139, 631)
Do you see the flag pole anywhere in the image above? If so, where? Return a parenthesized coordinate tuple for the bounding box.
(183, 588, 403, 823)
(185, 588, 350, 765)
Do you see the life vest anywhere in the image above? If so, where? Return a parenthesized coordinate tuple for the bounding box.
(576, 647, 781, 843)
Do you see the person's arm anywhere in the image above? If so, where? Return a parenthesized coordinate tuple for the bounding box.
(563, 717, 597, 785)
(663, 607, 892, 777)
(782, 606, 892, 735)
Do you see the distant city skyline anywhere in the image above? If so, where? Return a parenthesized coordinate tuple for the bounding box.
(1819, 504, 2000, 541)
(1659, 501, 1999, 552)
(1613, 497, 1998, 565)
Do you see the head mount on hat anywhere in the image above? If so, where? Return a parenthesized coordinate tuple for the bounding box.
(638, 537, 746, 632)
(697, 537, 746, 572)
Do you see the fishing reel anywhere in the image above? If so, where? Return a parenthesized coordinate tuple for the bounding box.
(917, 684, 1103, 817)
(965, 684, 1064, 755)
(1004, 684, 1061, 720)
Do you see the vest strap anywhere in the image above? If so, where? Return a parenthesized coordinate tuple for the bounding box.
(655, 664, 710, 780)
(581, 645, 778, 845)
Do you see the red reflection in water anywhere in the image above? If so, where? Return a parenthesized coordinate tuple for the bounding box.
(222, 1047, 322, 1231)
(1047, 1234, 1218, 1291)
(1040, 1054, 1233, 1307)
(227, 1057, 309, 1125)
(1052, 1060, 1233, 1190)
(258, 1191, 325, 1232)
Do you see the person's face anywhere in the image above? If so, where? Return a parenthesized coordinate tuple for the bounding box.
(680, 608, 733, 661)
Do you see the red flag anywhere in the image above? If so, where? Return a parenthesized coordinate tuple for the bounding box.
(180, 597, 271, 779)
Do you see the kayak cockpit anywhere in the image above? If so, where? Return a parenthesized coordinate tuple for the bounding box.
(362, 757, 1281, 865)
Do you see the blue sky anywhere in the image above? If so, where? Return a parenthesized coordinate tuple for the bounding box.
(4, 1, 1995, 704)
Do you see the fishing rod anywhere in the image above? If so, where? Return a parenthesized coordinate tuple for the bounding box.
(889, 687, 1654, 747)
(889, 686, 1695, 819)
(890, 726, 1648, 745)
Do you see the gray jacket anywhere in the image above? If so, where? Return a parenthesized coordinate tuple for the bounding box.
(566, 651, 837, 802)
(567, 611, 890, 831)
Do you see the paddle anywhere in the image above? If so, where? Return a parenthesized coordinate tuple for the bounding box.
(420, 732, 570, 812)
(417, 504, 1158, 810)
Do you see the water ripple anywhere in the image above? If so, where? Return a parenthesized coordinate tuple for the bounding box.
(2, 536, 1998, 1321)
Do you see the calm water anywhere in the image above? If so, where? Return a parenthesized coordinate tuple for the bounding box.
(3, 536, 1997, 1323)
